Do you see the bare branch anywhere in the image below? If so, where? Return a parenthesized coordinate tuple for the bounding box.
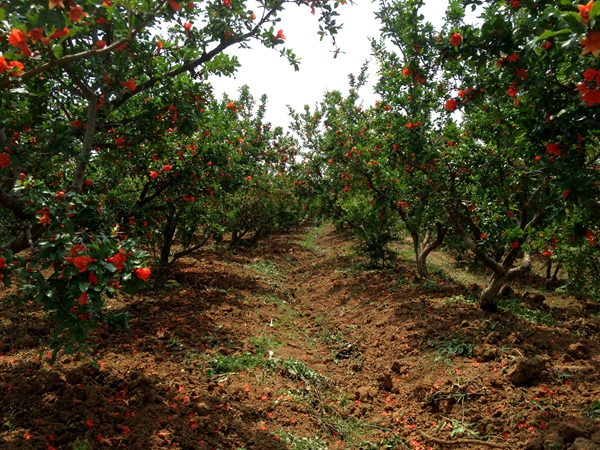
(447, 206, 504, 275)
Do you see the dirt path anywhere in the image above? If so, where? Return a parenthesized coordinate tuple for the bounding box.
(1, 224, 600, 449)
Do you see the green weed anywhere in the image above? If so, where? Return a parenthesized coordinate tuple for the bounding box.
(444, 294, 477, 305)
(358, 435, 409, 449)
(420, 279, 439, 292)
(445, 417, 479, 439)
(302, 224, 325, 254)
(168, 337, 185, 350)
(432, 337, 474, 365)
(321, 327, 344, 345)
(250, 333, 282, 353)
(73, 439, 90, 450)
(497, 298, 555, 325)
(273, 430, 328, 450)
(249, 259, 282, 278)
(584, 399, 600, 419)
(276, 357, 327, 384)
(206, 353, 266, 378)
(1, 404, 17, 433)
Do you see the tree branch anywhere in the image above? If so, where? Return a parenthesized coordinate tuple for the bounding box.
(0, 1, 167, 90)
(419, 431, 507, 449)
(447, 206, 504, 275)
(169, 230, 215, 263)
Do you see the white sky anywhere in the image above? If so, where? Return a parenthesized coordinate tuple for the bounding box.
(210, 1, 448, 128)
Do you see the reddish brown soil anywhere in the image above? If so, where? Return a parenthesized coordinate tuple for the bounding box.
(1, 224, 600, 450)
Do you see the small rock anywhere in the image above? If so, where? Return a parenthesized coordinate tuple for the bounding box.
(65, 368, 85, 385)
(544, 432, 564, 447)
(19, 334, 37, 348)
(571, 437, 600, 450)
(193, 402, 211, 416)
(506, 358, 545, 386)
(568, 343, 592, 360)
(557, 422, 589, 442)
(377, 374, 393, 392)
(15, 380, 30, 395)
(473, 344, 498, 362)
(85, 390, 103, 407)
(523, 437, 543, 450)
(58, 410, 72, 423)
(490, 378, 504, 389)
(591, 431, 600, 444)
(355, 386, 370, 401)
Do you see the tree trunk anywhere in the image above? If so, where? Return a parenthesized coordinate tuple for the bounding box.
(542, 260, 560, 290)
(153, 213, 176, 289)
(416, 255, 428, 279)
(413, 223, 446, 279)
(478, 272, 505, 312)
(410, 231, 428, 277)
(2, 223, 45, 253)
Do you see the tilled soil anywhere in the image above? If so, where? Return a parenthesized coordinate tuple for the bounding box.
(1, 224, 600, 450)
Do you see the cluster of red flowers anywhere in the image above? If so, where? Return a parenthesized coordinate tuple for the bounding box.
(106, 248, 127, 271)
(405, 121, 422, 129)
(402, 69, 426, 84)
(586, 229, 596, 246)
(578, 1, 594, 24)
(444, 98, 457, 112)
(576, 69, 600, 106)
(0, 55, 25, 76)
(507, 82, 519, 98)
(450, 32, 462, 47)
(134, 267, 151, 281)
(65, 245, 94, 271)
(0, 153, 10, 168)
(121, 78, 136, 91)
(8, 29, 32, 57)
(38, 206, 52, 226)
(546, 142, 562, 157)
(226, 101, 239, 112)
(581, 30, 600, 57)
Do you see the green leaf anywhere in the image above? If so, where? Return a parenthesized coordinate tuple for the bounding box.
(99, 261, 117, 272)
(590, 2, 600, 20)
(537, 29, 571, 40)
(79, 280, 90, 293)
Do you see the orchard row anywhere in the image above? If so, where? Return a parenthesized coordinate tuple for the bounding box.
(0, 0, 599, 358)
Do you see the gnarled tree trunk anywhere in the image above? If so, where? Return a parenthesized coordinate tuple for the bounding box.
(413, 222, 447, 279)
(447, 205, 537, 312)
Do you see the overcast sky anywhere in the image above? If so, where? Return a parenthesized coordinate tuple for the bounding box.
(210, 1, 448, 128)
